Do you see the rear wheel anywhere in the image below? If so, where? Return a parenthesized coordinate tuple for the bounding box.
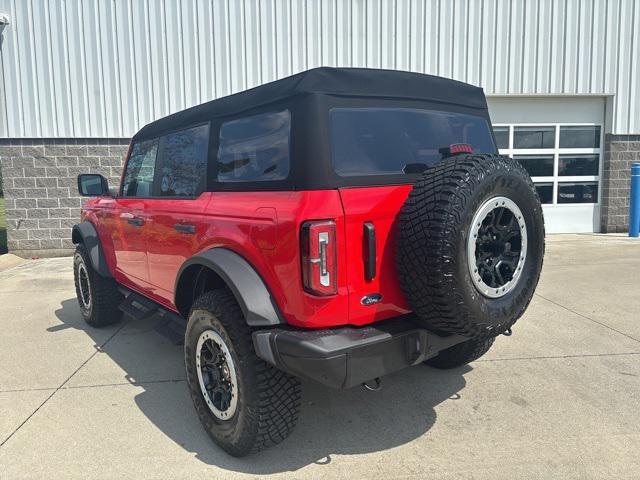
(397, 154, 545, 339)
(425, 337, 495, 369)
(73, 244, 123, 327)
(185, 290, 301, 457)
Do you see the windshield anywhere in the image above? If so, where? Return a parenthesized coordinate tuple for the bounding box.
(330, 108, 496, 176)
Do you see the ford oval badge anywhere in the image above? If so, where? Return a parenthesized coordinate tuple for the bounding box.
(361, 293, 383, 306)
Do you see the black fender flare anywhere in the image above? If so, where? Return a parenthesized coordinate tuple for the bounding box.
(71, 221, 112, 278)
(176, 248, 284, 327)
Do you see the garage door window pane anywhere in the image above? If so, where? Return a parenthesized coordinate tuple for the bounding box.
(558, 154, 599, 176)
(559, 126, 600, 148)
(493, 126, 509, 149)
(534, 183, 553, 204)
(513, 126, 555, 149)
(557, 182, 598, 204)
(514, 155, 554, 177)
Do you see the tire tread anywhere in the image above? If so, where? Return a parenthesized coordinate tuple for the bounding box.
(397, 153, 545, 339)
(74, 244, 123, 327)
(187, 290, 301, 456)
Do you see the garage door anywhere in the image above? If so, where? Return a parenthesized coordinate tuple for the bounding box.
(487, 97, 606, 234)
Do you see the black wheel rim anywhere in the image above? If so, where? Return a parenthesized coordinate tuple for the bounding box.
(467, 197, 527, 298)
(195, 330, 238, 420)
(475, 207, 522, 287)
(77, 262, 91, 310)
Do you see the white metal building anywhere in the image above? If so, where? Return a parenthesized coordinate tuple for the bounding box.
(0, 0, 639, 254)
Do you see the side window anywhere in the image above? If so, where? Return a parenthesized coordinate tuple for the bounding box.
(157, 124, 210, 197)
(217, 110, 290, 182)
(121, 139, 159, 197)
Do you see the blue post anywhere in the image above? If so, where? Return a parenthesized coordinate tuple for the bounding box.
(630, 163, 640, 237)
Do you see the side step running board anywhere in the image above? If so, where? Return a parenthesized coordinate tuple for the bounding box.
(154, 310, 186, 345)
(117, 289, 186, 345)
(118, 292, 158, 320)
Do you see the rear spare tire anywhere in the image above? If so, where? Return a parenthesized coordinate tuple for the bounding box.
(397, 154, 544, 339)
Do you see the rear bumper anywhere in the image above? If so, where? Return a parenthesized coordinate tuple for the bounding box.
(252, 316, 468, 389)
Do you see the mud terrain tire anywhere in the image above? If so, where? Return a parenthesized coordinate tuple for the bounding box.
(73, 244, 123, 327)
(397, 154, 545, 339)
(185, 289, 302, 457)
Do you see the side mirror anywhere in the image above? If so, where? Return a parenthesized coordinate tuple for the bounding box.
(77, 174, 110, 197)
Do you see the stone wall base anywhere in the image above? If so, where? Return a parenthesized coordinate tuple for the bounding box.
(601, 134, 640, 233)
(0, 138, 127, 255)
(10, 248, 74, 259)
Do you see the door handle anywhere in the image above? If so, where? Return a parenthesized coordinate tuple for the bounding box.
(173, 223, 196, 234)
(363, 222, 376, 281)
(127, 217, 145, 227)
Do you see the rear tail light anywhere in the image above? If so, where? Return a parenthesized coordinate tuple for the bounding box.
(301, 220, 337, 296)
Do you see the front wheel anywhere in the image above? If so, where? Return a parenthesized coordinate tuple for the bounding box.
(184, 290, 301, 457)
(73, 244, 123, 327)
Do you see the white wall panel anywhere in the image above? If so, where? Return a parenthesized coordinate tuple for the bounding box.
(0, 0, 638, 138)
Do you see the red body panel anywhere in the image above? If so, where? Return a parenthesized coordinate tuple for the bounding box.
(82, 184, 413, 329)
(145, 195, 209, 301)
(338, 186, 413, 324)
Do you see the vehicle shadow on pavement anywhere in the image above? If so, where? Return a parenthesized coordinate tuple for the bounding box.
(54, 298, 470, 474)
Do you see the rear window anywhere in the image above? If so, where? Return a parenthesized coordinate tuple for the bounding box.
(217, 110, 291, 182)
(331, 108, 496, 176)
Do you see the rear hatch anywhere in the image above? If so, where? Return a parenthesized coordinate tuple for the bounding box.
(331, 107, 497, 325)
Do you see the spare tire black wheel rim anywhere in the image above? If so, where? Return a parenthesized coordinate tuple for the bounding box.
(195, 330, 238, 420)
(467, 196, 527, 298)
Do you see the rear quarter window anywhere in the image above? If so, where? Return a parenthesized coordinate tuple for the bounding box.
(331, 108, 496, 176)
(217, 110, 291, 182)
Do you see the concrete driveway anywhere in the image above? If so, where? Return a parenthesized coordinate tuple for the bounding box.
(1, 235, 639, 479)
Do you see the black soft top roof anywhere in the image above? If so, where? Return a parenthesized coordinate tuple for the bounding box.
(134, 67, 487, 140)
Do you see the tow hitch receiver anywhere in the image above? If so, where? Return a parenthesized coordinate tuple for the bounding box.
(362, 378, 382, 392)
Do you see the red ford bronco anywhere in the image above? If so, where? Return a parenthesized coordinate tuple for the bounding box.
(73, 68, 544, 456)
